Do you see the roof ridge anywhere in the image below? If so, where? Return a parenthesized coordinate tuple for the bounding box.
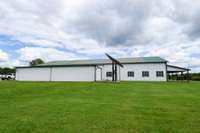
(26, 56, 168, 68)
(45, 56, 163, 63)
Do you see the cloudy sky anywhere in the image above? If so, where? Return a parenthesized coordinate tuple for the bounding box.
(0, 0, 199, 72)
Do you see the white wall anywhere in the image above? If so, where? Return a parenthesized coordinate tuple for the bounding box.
(16, 66, 95, 81)
(16, 63, 167, 82)
(102, 65, 120, 81)
(96, 66, 102, 81)
(51, 66, 95, 81)
(101, 63, 166, 81)
(16, 68, 51, 81)
(121, 63, 166, 81)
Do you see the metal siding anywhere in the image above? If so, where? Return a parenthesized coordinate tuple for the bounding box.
(16, 63, 167, 82)
(51, 66, 95, 81)
(101, 63, 166, 81)
(102, 65, 120, 81)
(96, 67, 102, 81)
(16, 68, 51, 81)
(120, 63, 166, 81)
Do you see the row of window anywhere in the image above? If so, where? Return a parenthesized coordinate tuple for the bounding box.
(106, 71, 164, 77)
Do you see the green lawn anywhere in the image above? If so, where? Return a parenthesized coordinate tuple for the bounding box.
(0, 81, 200, 133)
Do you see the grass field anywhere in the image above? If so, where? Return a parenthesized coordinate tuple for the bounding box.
(0, 81, 200, 133)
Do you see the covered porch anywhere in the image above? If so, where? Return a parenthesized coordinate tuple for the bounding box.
(167, 65, 191, 81)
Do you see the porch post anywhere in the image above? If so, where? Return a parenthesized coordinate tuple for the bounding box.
(115, 63, 117, 82)
(112, 61, 114, 82)
(181, 72, 183, 81)
(187, 70, 190, 82)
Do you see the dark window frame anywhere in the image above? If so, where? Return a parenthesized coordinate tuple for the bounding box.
(106, 72, 112, 77)
(142, 71, 149, 77)
(128, 71, 134, 77)
(156, 71, 164, 77)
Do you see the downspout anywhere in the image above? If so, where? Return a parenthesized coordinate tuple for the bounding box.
(96, 65, 103, 81)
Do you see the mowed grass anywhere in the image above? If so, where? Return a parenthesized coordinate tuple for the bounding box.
(0, 81, 200, 133)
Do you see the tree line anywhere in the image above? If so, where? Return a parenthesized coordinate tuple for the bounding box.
(0, 67, 16, 75)
(0, 58, 44, 75)
(0, 58, 200, 80)
(191, 73, 200, 81)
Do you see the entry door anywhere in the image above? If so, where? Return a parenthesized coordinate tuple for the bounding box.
(96, 68, 102, 81)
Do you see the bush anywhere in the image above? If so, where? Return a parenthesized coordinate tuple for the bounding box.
(192, 76, 200, 81)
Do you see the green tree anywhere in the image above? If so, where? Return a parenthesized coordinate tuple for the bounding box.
(0, 67, 16, 74)
(29, 58, 44, 66)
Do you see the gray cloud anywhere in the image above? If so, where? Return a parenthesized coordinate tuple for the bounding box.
(169, 0, 200, 40)
(0, 0, 200, 71)
(63, 0, 200, 47)
(62, 0, 155, 46)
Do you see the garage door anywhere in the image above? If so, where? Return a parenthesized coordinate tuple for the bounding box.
(51, 66, 95, 81)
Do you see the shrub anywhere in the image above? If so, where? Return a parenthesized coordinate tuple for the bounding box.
(192, 76, 200, 81)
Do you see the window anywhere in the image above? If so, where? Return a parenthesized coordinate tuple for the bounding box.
(128, 71, 134, 77)
(156, 71, 164, 77)
(106, 72, 112, 77)
(142, 71, 149, 77)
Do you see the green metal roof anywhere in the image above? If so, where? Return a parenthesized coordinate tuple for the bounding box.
(16, 57, 167, 68)
(32, 56, 167, 67)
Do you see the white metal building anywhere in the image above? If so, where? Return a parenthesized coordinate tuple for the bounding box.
(16, 57, 190, 82)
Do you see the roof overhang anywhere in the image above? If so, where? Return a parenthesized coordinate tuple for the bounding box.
(15, 64, 97, 69)
(16, 62, 166, 69)
(167, 65, 190, 73)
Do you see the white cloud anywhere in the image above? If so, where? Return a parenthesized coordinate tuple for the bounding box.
(0, 50, 20, 68)
(0, 0, 199, 72)
(18, 47, 85, 63)
(0, 50, 9, 62)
